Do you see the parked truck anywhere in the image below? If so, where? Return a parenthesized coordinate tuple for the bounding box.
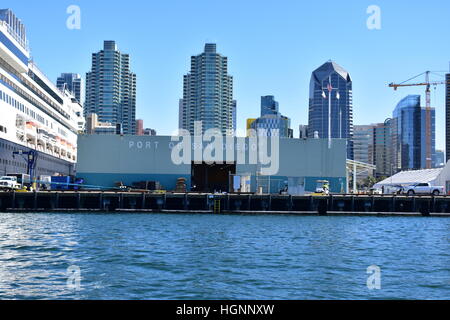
(404, 183, 445, 196)
(7, 173, 32, 190)
(0, 176, 21, 191)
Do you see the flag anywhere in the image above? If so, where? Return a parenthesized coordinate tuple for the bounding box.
(322, 91, 326, 99)
(336, 91, 340, 100)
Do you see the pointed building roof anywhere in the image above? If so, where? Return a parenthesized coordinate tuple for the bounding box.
(311, 60, 352, 83)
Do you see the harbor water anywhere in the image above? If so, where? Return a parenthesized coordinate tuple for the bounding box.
(0, 212, 448, 300)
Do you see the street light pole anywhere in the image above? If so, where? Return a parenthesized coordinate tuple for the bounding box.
(323, 75, 339, 149)
(328, 76, 332, 149)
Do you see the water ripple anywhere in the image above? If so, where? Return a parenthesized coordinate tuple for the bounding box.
(0, 213, 448, 300)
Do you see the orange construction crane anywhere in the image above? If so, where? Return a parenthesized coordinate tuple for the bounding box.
(389, 71, 448, 169)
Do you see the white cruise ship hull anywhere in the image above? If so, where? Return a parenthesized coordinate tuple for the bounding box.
(0, 9, 84, 178)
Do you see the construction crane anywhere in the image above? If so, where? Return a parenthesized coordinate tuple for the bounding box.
(389, 71, 448, 169)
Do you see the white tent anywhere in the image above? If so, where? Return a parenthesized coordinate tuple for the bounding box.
(374, 168, 443, 189)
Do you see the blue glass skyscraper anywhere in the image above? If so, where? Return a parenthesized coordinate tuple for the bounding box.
(308, 61, 353, 159)
(261, 95, 279, 116)
(392, 95, 436, 171)
(249, 96, 292, 138)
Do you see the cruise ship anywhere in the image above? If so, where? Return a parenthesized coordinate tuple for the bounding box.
(0, 9, 84, 177)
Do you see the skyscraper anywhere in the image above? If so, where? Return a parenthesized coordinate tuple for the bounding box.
(308, 61, 354, 159)
(446, 72, 450, 162)
(421, 106, 436, 168)
(179, 43, 235, 135)
(249, 96, 292, 137)
(392, 95, 436, 171)
(353, 125, 373, 165)
(353, 120, 394, 179)
(261, 95, 279, 116)
(353, 125, 374, 181)
(56, 73, 84, 105)
(85, 41, 136, 135)
(372, 119, 393, 178)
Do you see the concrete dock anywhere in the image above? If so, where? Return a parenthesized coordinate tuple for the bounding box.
(0, 192, 449, 216)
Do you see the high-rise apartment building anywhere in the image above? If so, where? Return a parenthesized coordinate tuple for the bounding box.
(372, 119, 393, 178)
(308, 61, 354, 159)
(179, 43, 235, 135)
(353, 120, 394, 179)
(56, 73, 84, 105)
(85, 41, 136, 135)
(420, 106, 436, 168)
(353, 125, 374, 180)
(353, 125, 373, 164)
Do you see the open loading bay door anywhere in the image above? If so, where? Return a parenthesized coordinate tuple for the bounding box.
(191, 162, 236, 193)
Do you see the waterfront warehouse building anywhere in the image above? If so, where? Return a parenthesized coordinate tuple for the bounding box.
(76, 135, 347, 194)
(179, 43, 235, 136)
(85, 41, 137, 135)
(308, 61, 354, 159)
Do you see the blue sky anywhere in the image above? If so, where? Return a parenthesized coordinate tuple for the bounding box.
(4, 0, 450, 149)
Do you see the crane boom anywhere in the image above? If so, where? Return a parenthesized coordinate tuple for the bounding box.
(388, 81, 445, 90)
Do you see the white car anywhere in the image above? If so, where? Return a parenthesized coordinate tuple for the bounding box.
(0, 176, 21, 190)
(404, 183, 445, 196)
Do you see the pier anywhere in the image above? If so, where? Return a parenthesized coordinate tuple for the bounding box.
(0, 191, 449, 216)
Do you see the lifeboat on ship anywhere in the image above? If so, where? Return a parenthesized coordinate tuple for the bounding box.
(47, 133, 56, 154)
(37, 128, 47, 150)
(16, 128, 25, 142)
(54, 136, 61, 156)
(60, 139, 67, 157)
(25, 121, 37, 145)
